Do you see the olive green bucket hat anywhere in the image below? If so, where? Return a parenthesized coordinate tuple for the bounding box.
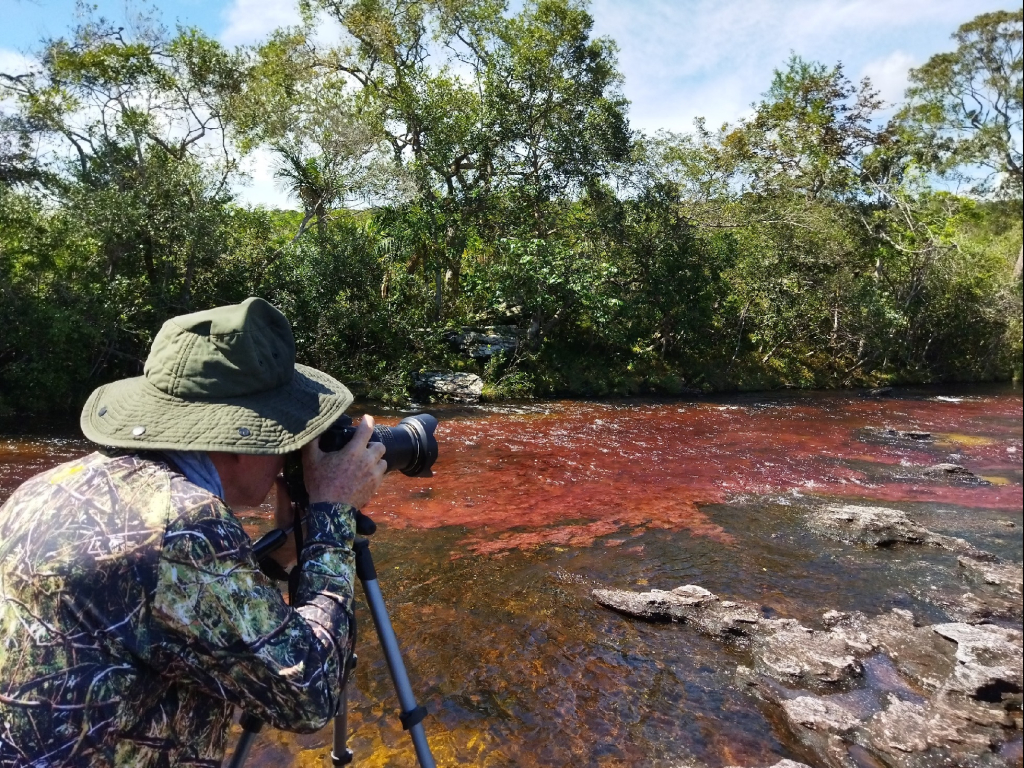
(81, 297, 353, 454)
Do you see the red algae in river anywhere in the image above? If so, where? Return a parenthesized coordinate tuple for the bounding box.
(2, 390, 1021, 556)
(362, 392, 1022, 555)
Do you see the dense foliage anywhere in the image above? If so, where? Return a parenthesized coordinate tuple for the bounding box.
(1, 2, 1021, 414)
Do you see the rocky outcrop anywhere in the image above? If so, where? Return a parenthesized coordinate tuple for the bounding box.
(807, 505, 997, 560)
(915, 463, 991, 485)
(444, 326, 519, 358)
(861, 387, 894, 398)
(594, 585, 1023, 768)
(932, 623, 1023, 702)
(922, 462, 973, 477)
(411, 371, 484, 403)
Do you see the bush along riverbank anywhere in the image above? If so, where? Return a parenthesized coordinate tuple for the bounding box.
(2, 7, 1022, 415)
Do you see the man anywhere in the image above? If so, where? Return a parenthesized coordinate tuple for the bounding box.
(0, 297, 386, 767)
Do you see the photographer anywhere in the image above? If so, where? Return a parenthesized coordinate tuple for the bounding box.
(0, 297, 385, 767)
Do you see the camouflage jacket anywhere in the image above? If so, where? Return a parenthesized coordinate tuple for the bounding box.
(0, 451, 356, 767)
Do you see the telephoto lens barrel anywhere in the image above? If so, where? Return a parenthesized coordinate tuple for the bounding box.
(319, 414, 439, 477)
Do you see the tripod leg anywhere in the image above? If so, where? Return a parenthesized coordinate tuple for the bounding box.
(353, 539, 436, 768)
(331, 686, 354, 766)
(226, 713, 263, 768)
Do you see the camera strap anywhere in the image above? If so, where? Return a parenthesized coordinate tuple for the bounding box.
(287, 501, 306, 605)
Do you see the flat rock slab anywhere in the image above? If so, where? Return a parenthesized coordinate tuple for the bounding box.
(860, 426, 933, 441)
(592, 585, 763, 640)
(754, 620, 862, 690)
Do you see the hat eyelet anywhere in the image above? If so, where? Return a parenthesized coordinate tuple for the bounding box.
(238, 427, 251, 437)
(98, 406, 107, 417)
(132, 426, 146, 437)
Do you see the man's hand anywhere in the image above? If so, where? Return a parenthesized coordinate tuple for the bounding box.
(303, 415, 387, 509)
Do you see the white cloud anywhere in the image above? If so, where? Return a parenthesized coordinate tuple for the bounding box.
(218, 0, 345, 48)
(233, 146, 295, 209)
(218, 0, 303, 47)
(589, 0, 1017, 135)
(861, 50, 917, 109)
(0, 47, 35, 77)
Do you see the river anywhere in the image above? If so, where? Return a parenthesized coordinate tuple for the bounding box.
(1, 386, 1021, 767)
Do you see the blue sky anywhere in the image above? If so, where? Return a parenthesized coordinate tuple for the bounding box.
(4, 0, 1018, 207)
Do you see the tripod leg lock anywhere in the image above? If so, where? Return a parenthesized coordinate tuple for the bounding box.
(239, 712, 264, 733)
(331, 748, 355, 766)
(398, 705, 428, 731)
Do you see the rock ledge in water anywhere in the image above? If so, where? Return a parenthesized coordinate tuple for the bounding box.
(959, 557, 1023, 598)
(808, 504, 996, 560)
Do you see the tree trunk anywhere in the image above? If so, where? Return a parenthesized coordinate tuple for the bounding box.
(434, 267, 443, 321)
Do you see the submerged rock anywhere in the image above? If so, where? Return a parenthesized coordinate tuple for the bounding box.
(805, 506, 1016, 622)
(808, 504, 997, 560)
(923, 462, 972, 476)
(862, 387, 894, 398)
(595, 585, 1024, 768)
(858, 426, 934, 443)
(411, 371, 484, 403)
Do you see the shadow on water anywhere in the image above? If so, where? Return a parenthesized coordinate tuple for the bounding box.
(2, 384, 1021, 766)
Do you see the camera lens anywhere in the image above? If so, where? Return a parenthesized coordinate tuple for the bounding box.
(319, 413, 439, 477)
(371, 415, 439, 476)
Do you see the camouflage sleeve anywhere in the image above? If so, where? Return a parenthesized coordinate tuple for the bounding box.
(151, 495, 356, 733)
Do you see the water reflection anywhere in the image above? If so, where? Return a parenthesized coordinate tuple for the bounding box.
(1, 386, 1021, 766)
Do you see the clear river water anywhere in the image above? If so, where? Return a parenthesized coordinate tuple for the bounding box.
(1, 385, 1021, 767)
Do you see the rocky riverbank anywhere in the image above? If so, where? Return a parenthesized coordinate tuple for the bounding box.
(594, 503, 1023, 767)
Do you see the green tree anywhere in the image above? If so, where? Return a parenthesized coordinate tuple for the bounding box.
(263, 0, 634, 322)
(900, 10, 1023, 198)
(0, 14, 247, 410)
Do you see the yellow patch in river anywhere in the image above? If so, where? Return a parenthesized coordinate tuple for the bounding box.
(979, 475, 1011, 486)
(934, 433, 995, 447)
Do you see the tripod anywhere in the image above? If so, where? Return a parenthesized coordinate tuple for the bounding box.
(228, 512, 436, 768)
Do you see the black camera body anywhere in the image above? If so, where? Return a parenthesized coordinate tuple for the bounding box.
(284, 413, 438, 507)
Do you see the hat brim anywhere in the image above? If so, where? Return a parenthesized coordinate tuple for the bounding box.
(80, 364, 353, 454)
